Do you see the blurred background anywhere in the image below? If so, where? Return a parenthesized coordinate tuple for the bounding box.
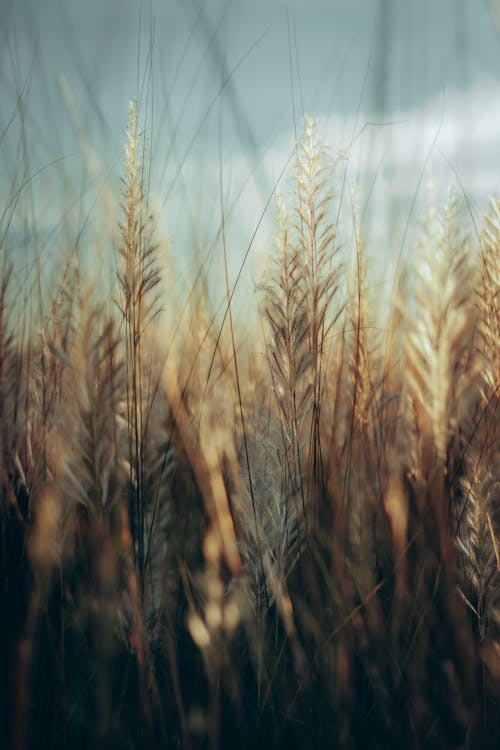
(2, 0, 500, 302)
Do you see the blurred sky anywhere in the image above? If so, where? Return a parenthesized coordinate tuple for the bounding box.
(2, 0, 500, 293)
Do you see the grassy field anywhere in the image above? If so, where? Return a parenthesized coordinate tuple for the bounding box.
(1, 99, 499, 750)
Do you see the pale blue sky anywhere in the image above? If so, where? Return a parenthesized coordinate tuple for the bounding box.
(2, 0, 500, 295)
(3, 1, 499, 150)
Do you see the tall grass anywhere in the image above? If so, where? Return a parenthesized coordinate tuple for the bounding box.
(1, 105, 499, 750)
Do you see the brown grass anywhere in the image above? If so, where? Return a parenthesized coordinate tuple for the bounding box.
(0, 109, 499, 750)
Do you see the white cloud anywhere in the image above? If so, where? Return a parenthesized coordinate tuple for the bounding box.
(319, 74, 500, 207)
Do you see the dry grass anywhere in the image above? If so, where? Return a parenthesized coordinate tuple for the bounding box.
(1, 108, 499, 750)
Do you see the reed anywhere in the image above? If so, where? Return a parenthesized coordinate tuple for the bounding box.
(1, 108, 499, 750)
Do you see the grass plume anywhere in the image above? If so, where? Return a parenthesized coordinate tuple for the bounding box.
(1, 107, 499, 750)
